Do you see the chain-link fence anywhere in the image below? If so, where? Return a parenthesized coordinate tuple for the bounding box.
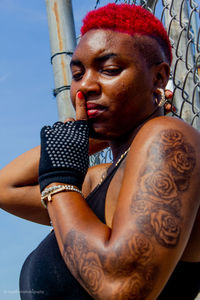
(87, 0, 200, 165)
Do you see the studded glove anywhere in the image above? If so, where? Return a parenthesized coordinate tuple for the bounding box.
(39, 121, 89, 192)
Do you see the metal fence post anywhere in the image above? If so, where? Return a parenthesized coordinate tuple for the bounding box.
(46, 0, 76, 121)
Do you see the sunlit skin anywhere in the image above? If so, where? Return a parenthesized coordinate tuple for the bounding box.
(70, 30, 169, 158)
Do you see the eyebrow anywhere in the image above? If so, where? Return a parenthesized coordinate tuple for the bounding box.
(95, 53, 118, 62)
(70, 53, 118, 69)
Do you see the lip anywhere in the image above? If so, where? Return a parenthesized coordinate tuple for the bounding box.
(86, 102, 106, 119)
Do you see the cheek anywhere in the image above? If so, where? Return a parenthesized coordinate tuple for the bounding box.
(112, 81, 135, 105)
(108, 79, 128, 97)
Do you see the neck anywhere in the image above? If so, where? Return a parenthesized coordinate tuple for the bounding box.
(109, 108, 163, 162)
(109, 128, 138, 163)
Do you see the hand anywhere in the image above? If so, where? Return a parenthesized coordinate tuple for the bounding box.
(65, 93, 109, 155)
(164, 89, 176, 114)
(38, 92, 89, 192)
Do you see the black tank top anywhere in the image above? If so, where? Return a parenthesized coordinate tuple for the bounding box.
(20, 161, 200, 299)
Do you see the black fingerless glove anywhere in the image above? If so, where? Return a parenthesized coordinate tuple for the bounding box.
(39, 121, 89, 192)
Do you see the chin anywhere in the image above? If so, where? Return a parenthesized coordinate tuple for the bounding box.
(88, 120, 126, 141)
(89, 127, 121, 142)
(88, 124, 106, 140)
(89, 129, 107, 140)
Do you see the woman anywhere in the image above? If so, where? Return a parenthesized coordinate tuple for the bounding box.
(0, 4, 200, 300)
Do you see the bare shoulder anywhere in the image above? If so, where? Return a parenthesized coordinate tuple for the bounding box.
(137, 116, 200, 148)
(129, 115, 200, 196)
(130, 116, 200, 184)
(82, 162, 112, 197)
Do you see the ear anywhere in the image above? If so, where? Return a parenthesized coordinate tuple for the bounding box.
(152, 62, 170, 92)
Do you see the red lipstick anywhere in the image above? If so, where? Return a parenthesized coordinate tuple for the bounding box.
(86, 103, 105, 119)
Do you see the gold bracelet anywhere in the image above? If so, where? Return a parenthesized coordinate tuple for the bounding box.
(41, 185, 84, 209)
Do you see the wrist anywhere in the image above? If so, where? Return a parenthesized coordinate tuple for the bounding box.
(45, 182, 64, 188)
(39, 169, 85, 192)
(41, 184, 84, 208)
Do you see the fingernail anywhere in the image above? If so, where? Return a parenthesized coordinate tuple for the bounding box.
(172, 106, 177, 112)
(77, 91, 84, 100)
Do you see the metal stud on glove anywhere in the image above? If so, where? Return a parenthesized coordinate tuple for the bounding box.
(39, 120, 89, 192)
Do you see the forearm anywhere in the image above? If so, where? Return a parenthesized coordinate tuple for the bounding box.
(0, 139, 107, 189)
(0, 145, 40, 187)
(0, 146, 50, 224)
(0, 184, 50, 225)
(47, 191, 114, 298)
(0, 138, 107, 225)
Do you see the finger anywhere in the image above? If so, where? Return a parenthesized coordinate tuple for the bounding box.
(75, 91, 88, 121)
(164, 102, 177, 114)
(165, 89, 173, 99)
(164, 103, 172, 114)
(64, 117, 75, 123)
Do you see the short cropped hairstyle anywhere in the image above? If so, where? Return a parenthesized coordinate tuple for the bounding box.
(81, 3, 172, 65)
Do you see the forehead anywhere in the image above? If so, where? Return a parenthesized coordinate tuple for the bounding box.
(72, 29, 142, 62)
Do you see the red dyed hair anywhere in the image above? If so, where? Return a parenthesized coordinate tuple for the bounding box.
(81, 3, 172, 65)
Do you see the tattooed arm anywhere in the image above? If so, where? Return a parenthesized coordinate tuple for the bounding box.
(47, 117, 200, 299)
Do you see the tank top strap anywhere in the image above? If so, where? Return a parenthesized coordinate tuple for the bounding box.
(86, 152, 128, 223)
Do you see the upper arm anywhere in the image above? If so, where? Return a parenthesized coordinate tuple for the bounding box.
(105, 117, 200, 299)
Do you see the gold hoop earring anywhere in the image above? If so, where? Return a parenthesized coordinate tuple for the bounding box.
(155, 88, 166, 107)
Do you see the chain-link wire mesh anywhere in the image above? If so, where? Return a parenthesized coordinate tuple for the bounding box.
(87, 0, 200, 166)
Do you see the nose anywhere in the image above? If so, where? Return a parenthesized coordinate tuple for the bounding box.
(79, 70, 101, 98)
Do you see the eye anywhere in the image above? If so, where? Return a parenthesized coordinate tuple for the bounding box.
(71, 64, 85, 81)
(101, 67, 122, 76)
(72, 71, 83, 81)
